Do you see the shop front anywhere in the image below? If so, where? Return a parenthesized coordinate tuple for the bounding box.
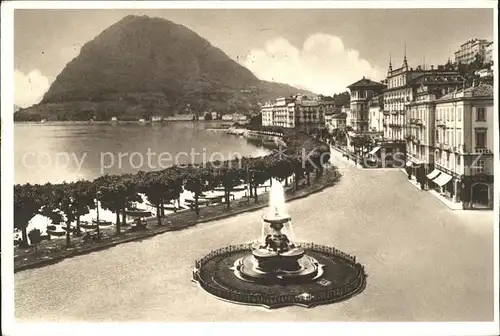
(461, 173, 494, 210)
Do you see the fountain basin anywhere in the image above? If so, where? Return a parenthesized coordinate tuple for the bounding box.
(192, 243, 366, 309)
(237, 250, 320, 284)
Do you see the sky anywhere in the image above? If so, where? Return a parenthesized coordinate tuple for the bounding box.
(14, 8, 494, 108)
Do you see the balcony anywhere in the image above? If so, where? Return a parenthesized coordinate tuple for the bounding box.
(435, 119, 445, 127)
(390, 110, 398, 115)
(383, 110, 390, 116)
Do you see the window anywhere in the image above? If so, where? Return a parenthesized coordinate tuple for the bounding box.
(475, 129, 486, 148)
(476, 107, 486, 121)
(458, 108, 462, 121)
(472, 159, 485, 174)
(451, 108, 454, 121)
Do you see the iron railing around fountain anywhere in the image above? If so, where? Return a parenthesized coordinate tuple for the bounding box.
(193, 243, 366, 307)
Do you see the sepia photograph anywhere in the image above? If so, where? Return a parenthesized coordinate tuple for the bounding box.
(1, 1, 498, 336)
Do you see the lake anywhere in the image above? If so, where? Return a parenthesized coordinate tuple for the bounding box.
(14, 122, 268, 185)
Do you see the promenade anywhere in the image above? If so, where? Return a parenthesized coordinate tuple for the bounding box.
(14, 149, 494, 322)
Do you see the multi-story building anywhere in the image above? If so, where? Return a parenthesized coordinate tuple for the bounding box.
(382, 56, 428, 142)
(261, 103, 274, 126)
(259, 95, 329, 129)
(343, 106, 352, 128)
(426, 84, 494, 209)
(368, 94, 384, 133)
(405, 72, 465, 184)
(484, 41, 494, 64)
(347, 77, 386, 133)
(454, 38, 491, 64)
(325, 111, 347, 133)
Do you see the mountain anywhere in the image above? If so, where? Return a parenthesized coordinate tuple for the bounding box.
(16, 15, 311, 121)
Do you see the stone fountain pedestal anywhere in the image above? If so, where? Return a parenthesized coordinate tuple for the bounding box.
(235, 212, 322, 284)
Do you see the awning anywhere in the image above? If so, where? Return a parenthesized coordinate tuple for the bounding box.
(426, 169, 441, 180)
(369, 146, 381, 155)
(433, 172, 453, 187)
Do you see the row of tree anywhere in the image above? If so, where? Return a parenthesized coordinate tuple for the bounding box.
(14, 134, 332, 247)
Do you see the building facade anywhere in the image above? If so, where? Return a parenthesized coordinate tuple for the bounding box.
(382, 55, 429, 142)
(405, 73, 465, 185)
(325, 112, 347, 133)
(259, 95, 330, 129)
(454, 38, 491, 64)
(368, 94, 384, 133)
(484, 41, 494, 64)
(426, 84, 494, 209)
(347, 77, 386, 133)
(261, 103, 274, 127)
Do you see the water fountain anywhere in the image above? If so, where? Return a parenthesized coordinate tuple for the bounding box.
(192, 179, 366, 308)
(234, 180, 322, 284)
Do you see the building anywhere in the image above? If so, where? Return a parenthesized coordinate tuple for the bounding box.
(484, 41, 494, 64)
(261, 103, 274, 127)
(259, 95, 330, 129)
(382, 54, 428, 142)
(383, 52, 464, 143)
(325, 111, 347, 133)
(368, 94, 384, 133)
(164, 114, 195, 121)
(347, 77, 386, 133)
(405, 72, 465, 186)
(454, 38, 491, 65)
(426, 84, 494, 209)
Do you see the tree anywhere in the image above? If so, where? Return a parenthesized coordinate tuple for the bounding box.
(137, 172, 164, 226)
(160, 167, 184, 215)
(95, 175, 128, 234)
(246, 157, 271, 203)
(14, 184, 46, 246)
(120, 174, 143, 226)
(48, 182, 76, 247)
(214, 162, 244, 209)
(183, 165, 218, 217)
(68, 180, 97, 236)
(204, 112, 212, 121)
(28, 228, 43, 251)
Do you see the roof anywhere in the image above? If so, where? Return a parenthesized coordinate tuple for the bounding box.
(410, 73, 464, 86)
(331, 112, 347, 118)
(347, 77, 386, 89)
(437, 84, 493, 102)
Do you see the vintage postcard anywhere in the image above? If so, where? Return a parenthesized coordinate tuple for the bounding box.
(1, 1, 498, 336)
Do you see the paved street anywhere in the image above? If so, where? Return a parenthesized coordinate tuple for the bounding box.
(15, 149, 494, 322)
